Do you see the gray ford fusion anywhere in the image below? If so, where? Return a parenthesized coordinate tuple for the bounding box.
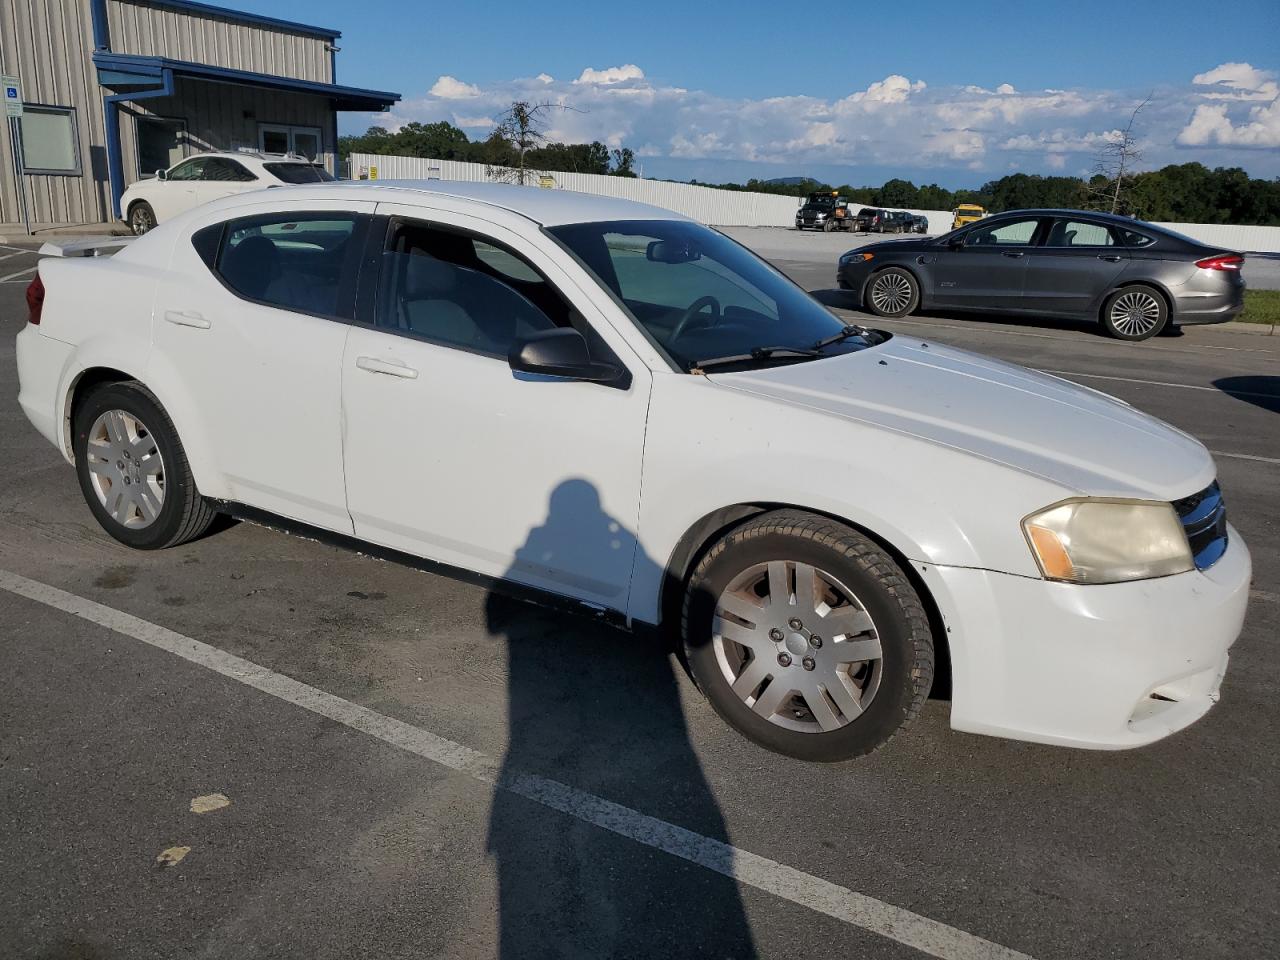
(836, 208, 1245, 341)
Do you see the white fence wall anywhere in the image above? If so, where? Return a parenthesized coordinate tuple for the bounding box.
(348, 153, 1280, 252)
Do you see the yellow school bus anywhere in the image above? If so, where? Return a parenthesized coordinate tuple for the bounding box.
(951, 204, 986, 230)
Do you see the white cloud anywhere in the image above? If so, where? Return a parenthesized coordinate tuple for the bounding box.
(369, 62, 1280, 181)
(428, 75, 480, 99)
(1192, 62, 1279, 100)
(1178, 62, 1280, 148)
(1178, 99, 1280, 148)
(844, 74, 926, 105)
(575, 64, 645, 85)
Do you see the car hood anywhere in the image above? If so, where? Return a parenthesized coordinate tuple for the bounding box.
(708, 337, 1214, 501)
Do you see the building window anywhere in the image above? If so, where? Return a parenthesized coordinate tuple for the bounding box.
(259, 123, 323, 161)
(136, 117, 187, 177)
(20, 105, 81, 175)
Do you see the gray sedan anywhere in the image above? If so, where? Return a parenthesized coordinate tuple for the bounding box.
(837, 209, 1246, 340)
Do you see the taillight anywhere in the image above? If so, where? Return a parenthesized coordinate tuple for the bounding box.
(1195, 254, 1244, 271)
(25, 273, 44, 325)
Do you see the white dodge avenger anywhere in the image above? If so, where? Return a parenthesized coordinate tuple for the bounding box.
(17, 181, 1250, 761)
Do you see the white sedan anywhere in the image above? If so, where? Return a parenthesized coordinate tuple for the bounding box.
(120, 150, 335, 235)
(17, 181, 1250, 760)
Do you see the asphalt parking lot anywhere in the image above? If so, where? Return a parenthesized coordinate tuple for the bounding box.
(2, 234, 1278, 960)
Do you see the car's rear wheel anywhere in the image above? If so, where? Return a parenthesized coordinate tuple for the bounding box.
(128, 201, 156, 236)
(73, 381, 217, 549)
(865, 267, 919, 318)
(1102, 285, 1167, 341)
(682, 511, 933, 761)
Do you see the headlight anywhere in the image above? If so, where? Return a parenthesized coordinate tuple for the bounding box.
(840, 252, 874, 265)
(1022, 499, 1192, 584)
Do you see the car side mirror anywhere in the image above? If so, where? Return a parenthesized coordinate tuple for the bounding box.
(156, 169, 168, 181)
(508, 328, 623, 384)
(948, 236, 965, 249)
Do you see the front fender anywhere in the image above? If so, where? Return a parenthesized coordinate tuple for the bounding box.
(629, 374, 1066, 625)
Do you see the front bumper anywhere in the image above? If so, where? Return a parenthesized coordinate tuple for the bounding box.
(919, 526, 1251, 749)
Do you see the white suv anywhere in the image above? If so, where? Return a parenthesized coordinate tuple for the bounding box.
(120, 150, 335, 235)
(17, 181, 1250, 761)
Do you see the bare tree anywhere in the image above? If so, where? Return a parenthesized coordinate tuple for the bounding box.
(487, 100, 581, 186)
(1089, 94, 1151, 214)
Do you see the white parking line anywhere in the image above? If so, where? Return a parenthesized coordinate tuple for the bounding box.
(0, 266, 36, 282)
(853, 313, 1280, 357)
(0, 568, 1033, 960)
(1210, 450, 1280, 465)
(1043, 369, 1280, 401)
(0, 250, 31, 262)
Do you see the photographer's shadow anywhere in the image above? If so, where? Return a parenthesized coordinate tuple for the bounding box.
(485, 479, 755, 958)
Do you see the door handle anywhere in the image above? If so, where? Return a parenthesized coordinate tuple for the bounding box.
(1001, 251, 1025, 259)
(1097, 254, 1123, 262)
(356, 356, 418, 379)
(164, 309, 210, 329)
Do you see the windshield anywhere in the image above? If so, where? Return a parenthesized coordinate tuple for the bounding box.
(548, 219, 880, 371)
(264, 163, 336, 184)
(805, 196, 836, 207)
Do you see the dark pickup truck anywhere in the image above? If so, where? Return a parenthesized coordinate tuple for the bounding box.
(795, 193, 856, 231)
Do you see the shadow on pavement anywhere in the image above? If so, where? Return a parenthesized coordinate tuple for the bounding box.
(1214, 375, 1280, 414)
(485, 478, 756, 959)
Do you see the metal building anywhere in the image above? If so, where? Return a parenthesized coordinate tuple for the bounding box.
(0, 0, 400, 230)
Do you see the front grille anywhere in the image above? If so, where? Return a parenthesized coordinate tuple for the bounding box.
(1173, 481, 1228, 571)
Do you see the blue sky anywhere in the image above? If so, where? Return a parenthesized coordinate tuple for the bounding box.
(286, 0, 1280, 187)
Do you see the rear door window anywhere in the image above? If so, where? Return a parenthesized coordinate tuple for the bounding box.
(197, 211, 366, 318)
(201, 158, 257, 182)
(1046, 219, 1116, 247)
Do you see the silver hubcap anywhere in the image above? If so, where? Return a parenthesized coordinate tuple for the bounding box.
(713, 560, 883, 733)
(1110, 291, 1161, 337)
(870, 273, 913, 314)
(86, 409, 165, 529)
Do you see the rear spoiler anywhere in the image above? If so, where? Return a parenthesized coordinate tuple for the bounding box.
(38, 236, 137, 258)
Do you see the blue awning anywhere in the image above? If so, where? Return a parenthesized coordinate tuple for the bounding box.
(93, 52, 400, 112)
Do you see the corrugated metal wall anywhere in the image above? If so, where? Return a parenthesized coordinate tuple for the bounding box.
(349, 154, 1280, 252)
(106, 0, 332, 83)
(349, 153, 806, 228)
(0, 0, 110, 226)
(118, 79, 334, 181)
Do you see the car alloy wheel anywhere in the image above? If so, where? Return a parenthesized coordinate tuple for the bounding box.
(713, 560, 882, 733)
(85, 409, 166, 529)
(1109, 290, 1162, 338)
(129, 203, 156, 235)
(869, 271, 915, 315)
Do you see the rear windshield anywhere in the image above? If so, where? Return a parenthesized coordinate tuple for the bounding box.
(264, 163, 336, 184)
(858, 208, 880, 217)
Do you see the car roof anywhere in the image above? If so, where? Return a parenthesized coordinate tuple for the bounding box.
(984, 208, 1147, 224)
(301, 179, 695, 227)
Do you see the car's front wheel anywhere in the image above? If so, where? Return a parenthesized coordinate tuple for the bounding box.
(865, 267, 920, 318)
(128, 201, 156, 236)
(73, 381, 217, 549)
(1101, 285, 1167, 341)
(682, 511, 934, 761)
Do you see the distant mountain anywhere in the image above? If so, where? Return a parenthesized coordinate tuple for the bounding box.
(762, 176, 814, 186)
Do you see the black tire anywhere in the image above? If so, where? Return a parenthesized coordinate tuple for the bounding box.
(73, 381, 217, 550)
(682, 511, 933, 761)
(864, 267, 920, 318)
(823, 219, 835, 233)
(1100, 285, 1168, 341)
(128, 201, 156, 236)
